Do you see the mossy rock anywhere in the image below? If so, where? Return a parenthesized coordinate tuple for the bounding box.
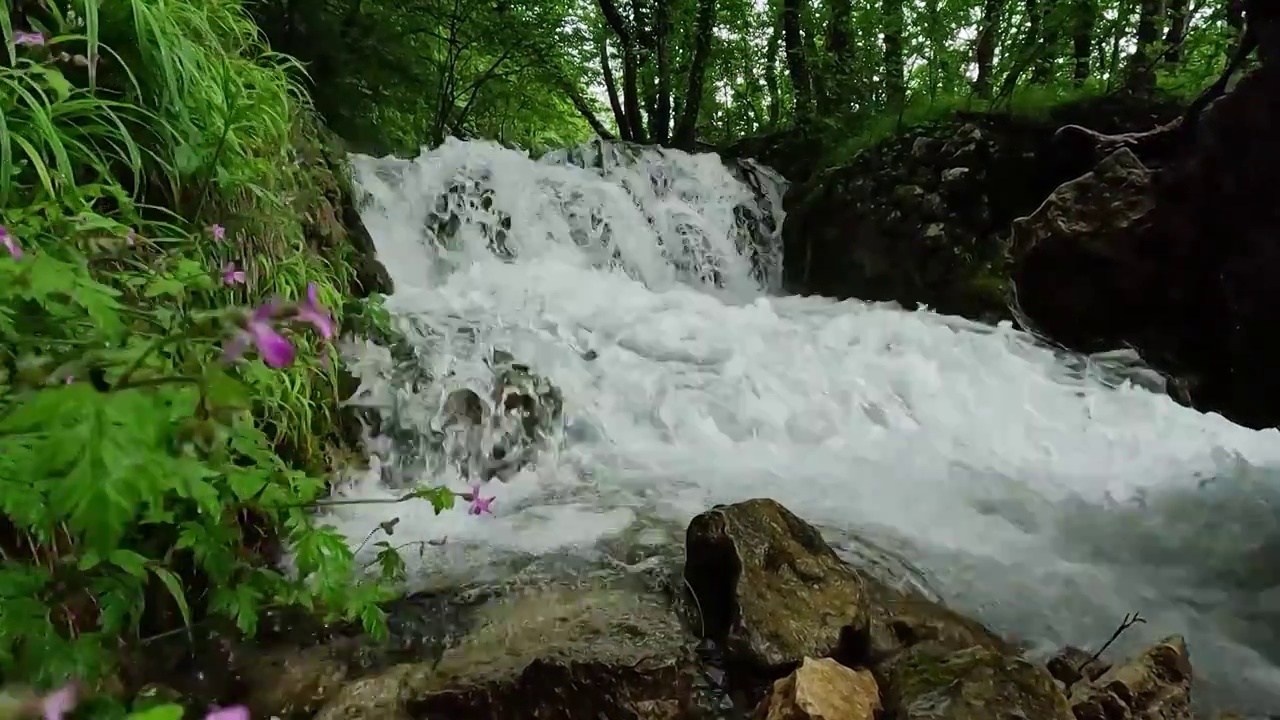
(883, 642, 1074, 720)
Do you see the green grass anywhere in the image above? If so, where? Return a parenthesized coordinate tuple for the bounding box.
(0, 0, 408, 699)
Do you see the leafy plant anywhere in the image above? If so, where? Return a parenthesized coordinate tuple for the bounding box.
(0, 0, 446, 701)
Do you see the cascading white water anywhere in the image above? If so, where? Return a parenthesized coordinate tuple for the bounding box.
(329, 136, 1280, 713)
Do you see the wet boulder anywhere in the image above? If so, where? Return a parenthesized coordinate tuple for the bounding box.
(683, 498, 872, 671)
(314, 582, 711, 720)
(881, 642, 1075, 720)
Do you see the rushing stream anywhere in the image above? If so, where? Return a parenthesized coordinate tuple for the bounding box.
(327, 137, 1280, 714)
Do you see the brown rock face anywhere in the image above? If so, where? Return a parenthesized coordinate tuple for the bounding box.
(752, 657, 881, 720)
(1068, 635, 1194, 720)
(683, 498, 871, 670)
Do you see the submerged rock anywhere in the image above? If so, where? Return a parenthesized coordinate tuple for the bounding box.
(752, 657, 880, 720)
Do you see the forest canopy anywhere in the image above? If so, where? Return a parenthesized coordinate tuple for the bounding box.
(246, 0, 1245, 156)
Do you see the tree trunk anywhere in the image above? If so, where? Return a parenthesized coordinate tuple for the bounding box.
(765, 13, 782, 125)
(653, 0, 672, 144)
(973, 0, 1002, 96)
(1071, 0, 1096, 81)
(817, 0, 852, 113)
(672, 0, 717, 148)
(599, 36, 630, 140)
(1124, 0, 1166, 93)
(1161, 0, 1187, 64)
(881, 0, 905, 108)
(781, 0, 812, 116)
(1028, 0, 1056, 83)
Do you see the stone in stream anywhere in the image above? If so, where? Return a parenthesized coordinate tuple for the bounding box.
(218, 498, 1211, 720)
(751, 657, 881, 720)
(311, 579, 717, 720)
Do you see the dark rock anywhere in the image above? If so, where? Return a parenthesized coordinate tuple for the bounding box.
(1045, 645, 1111, 689)
(1011, 55, 1280, 428)
(773, 95, 1183, 322)
(1008, 147, 1157, 349)
(683, 498, 871, 671)
(881, 642, 1075, 720)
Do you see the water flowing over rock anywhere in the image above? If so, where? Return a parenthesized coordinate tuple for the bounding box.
(215, 500, 1221, 720)
(324, 131, 1280, 715)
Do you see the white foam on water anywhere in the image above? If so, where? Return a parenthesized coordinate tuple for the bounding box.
(326, 137, 1280, 712)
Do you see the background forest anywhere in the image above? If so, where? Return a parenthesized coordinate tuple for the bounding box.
(250, 0, 1245, 156)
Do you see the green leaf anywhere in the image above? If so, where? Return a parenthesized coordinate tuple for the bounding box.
(107, 549, 150, 578)
(127, 704, 185, 720)
(148, 566, 193, 628)
(410, 485, 455, 514)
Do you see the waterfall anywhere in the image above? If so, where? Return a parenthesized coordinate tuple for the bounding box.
(324, 136, 1280, 713)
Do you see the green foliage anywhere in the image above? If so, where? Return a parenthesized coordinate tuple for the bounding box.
(250, 0, 596, 155)
(0, 0, 447, 697)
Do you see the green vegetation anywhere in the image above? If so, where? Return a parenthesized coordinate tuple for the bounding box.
(0, 0, 419, 709)
(0, 0, 1255, 714)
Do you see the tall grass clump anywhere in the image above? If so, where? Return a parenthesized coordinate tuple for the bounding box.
(0, 0, 422, 709)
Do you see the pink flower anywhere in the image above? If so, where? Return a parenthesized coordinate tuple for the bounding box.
(14, 31, 45, 47)
(221, 261, 246, 286)
(211, 223, 226, 242)
(294, 283, 335, 339)
(467, 484, 495, 515)
(224, 303, 295, 369)
(205, 706, 250, 720)
(1, 225, 21, 259)
(41, 684, 76, 720)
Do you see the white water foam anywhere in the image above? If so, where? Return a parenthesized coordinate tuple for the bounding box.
(329, 137, 1280, 712)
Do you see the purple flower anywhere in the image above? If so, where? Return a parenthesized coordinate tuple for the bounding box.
(224, 303, 296, 369)
(14, 31, 45, 47)
(211, 223, 226, 242)
(467, 485, 495, 515)
(205, 706, 250, 720)
(221, 261, 246, 286)
(41, 684, 76, 720)
(1, 226, 21, 259)
(294, 283, 335, 339)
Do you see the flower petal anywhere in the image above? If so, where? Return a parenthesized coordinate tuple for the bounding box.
(41, 685, 77, 720)
(250, 324, 296, 368)
(204, 706, 250, 720)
